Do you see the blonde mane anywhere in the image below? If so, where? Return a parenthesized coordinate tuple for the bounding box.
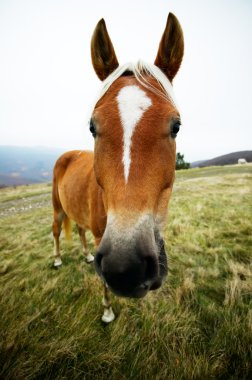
(96, 60, 179, 110)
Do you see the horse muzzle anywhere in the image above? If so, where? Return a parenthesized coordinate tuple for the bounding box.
(95, 226, 168, 298)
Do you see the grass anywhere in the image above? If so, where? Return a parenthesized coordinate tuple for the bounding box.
(0, 165, 251, 379)
(0, 183, 52, 203)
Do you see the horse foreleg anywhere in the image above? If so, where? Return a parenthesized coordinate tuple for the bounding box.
(101, 283, 115, 323)
(77, 225, 94, 263)
(93, 237, 115, 322)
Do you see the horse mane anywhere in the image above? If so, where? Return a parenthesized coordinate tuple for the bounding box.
(96, 60, 179, 109)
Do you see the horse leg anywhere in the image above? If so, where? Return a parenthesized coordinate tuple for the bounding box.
(101, 283, 115, 323)
(77, 225, 94, 263)
(52, 211, 64, 267)
(93, 237, 115, 322)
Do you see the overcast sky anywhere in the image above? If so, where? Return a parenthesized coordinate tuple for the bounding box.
(0, 0, 251, 161)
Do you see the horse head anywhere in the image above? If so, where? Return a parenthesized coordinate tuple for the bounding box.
(90, 13, 184, 298)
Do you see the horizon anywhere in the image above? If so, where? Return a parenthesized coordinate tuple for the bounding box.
(1, 144, 251, 164)
(1, 0, 252, 161)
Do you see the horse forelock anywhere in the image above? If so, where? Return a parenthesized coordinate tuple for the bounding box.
(95, 60, 179, 110)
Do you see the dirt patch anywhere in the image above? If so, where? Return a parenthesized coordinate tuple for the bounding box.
(0, 193, 51, 218)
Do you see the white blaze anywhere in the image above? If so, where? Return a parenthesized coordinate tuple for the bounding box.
(117, 85, 152, 182)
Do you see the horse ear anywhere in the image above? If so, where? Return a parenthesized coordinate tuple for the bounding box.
(91, 19, 119, 81)
(154, 13, 184, 82)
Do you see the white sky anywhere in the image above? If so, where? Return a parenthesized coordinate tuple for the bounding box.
(0, 0, 251, 161)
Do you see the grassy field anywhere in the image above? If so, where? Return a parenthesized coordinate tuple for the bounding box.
(0, 165, 251, 379)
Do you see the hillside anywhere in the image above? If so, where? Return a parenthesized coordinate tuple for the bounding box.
(191, 150, 252, 168)
(0, 164, 251, 379)
(0, 146, 64, 187)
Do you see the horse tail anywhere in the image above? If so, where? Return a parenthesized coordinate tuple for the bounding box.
(63, 215, 72, 241)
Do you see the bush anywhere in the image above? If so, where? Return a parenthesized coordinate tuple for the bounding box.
(176, 152, 190, 170)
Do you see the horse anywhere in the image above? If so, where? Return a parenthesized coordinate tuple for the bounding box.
(52, 12, 184, 323)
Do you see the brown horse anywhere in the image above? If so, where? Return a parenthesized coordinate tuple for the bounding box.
(52, 13, 184, 322)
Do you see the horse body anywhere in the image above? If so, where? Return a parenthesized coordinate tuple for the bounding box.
(52, 12, 184, 322)
(52, 150, 106, 264)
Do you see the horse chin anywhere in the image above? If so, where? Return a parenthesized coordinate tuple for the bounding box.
(108, 284, 149, 299)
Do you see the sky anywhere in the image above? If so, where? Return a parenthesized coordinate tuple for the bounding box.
(0, 0, 251, 162)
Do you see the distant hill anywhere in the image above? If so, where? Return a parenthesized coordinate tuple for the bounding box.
(1, 147, 251, 187)
(191, 151, 252, 168)
(0, 146, 65, 187)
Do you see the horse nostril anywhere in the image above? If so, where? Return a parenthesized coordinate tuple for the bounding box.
(144, 255, 158, 280)
(140, 283, 149, 290)
(95, 251, 103, 272)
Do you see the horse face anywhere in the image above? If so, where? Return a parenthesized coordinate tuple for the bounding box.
(90, 14, 184, 298)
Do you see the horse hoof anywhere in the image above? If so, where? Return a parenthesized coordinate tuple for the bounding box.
(101, 307, 115, 323)
(54, 258, 62, 267)
(86, 253, 94, 263)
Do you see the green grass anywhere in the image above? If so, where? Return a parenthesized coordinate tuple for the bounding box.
(0, 183, 51, 202)
(0, 165, 252, 379)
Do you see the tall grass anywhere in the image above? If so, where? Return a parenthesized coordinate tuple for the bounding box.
(0, 165, 251, 379)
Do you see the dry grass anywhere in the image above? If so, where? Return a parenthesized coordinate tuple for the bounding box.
(0, 164, 252, 379)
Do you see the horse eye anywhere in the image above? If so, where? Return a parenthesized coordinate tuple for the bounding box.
(89, 119, 97, 138)
(171, 121, 181, 138)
